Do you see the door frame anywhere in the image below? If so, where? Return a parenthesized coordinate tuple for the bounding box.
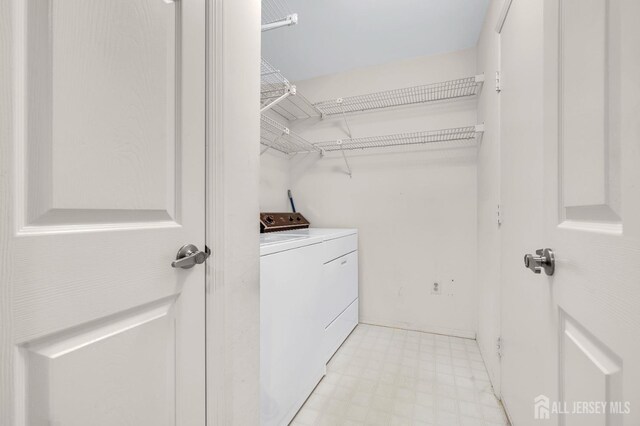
(0, 1, 12, 423)
(205, 0, 261, 425)
(478, 0, 512, 402)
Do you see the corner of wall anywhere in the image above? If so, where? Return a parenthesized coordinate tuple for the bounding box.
(475, 0, 504, 396)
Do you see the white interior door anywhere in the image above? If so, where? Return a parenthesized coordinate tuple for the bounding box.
(1, 0, 206, 425)
(500, 0, 640, 424)
(543, 0, 640, 425)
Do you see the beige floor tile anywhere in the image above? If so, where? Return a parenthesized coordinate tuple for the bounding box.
(291, 324, 510, 426)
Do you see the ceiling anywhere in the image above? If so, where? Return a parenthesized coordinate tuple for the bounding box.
(262, 0, 490, 82)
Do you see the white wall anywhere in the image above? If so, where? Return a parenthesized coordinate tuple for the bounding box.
(260, 151, 291, 212)
(475, 0, 503, 394)
(270, 50, 481, 338)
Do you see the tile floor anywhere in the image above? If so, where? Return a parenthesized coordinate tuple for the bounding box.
(291, 324, 510, 426)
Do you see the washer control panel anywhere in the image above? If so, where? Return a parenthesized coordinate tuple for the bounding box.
(260, 212, 310, 233)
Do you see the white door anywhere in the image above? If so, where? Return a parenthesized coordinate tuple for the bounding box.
(542, 0, 640, 424)
(500, 0, 640, 424)
(1, 0, 206, 425)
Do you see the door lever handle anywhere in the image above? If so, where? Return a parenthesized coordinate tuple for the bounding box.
(171, 244, 210, 269)
(523, 248, 555, 276)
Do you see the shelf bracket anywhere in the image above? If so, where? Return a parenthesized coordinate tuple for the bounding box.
(260, 128, 288, 156)
(475, 123, 486, 145)
(336, 100, 353, 177)
(336, 140, 353, 178)
(337, 99, 353, 139)
(261, 85, 295, 114)
(261, 13, 298, 32)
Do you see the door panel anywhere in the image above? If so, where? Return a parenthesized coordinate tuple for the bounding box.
(23, 0, 180, 227)
(559, 0, 621, 225)
(25, 299, 177, 426)
(560, 311, 623, 426)
(544, 0, 640, 424)
(4, 0, 206, 424)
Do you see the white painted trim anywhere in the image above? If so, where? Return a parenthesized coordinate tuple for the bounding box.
(206, 1, 226, 423)
(206, 0, 224, 422)
(0, 1, 13, 424)
(495, 0, 514, 34)
(206, 0, 261, 424)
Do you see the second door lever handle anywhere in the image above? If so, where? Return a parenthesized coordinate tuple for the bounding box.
(524, 248, 555, 276)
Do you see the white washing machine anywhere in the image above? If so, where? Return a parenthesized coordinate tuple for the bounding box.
(260, 214, 359, 426)
(260, 232, 326, 426)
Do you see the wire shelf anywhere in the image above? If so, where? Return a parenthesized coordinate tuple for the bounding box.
(261, 58, 292, 111)
(261, 58, 322, 119)
(313, 75, 484, 117)
(260, 115, 320, 155)
(313, 125, 484, 152)
(270, 91, 322, 121)
(262, 0, 297, 31)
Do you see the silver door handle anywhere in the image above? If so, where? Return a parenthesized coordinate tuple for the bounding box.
(523, 248, 555, 276)
(171, 244, 210, 269)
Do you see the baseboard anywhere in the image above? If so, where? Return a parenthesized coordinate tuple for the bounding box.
(359, 317, 476, 340)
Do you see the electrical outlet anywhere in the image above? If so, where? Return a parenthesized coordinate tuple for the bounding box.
(431, 282, 440, 295)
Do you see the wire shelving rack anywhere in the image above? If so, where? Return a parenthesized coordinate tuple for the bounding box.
(313, 75, 484, 117)
(259, 57, 485, 173)
(260, 115, 319, 155)
(313, 125, 485, 152)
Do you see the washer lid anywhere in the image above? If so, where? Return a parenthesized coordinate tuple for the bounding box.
(259, 233, 323, 256)
(273, 228, 358, 241)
